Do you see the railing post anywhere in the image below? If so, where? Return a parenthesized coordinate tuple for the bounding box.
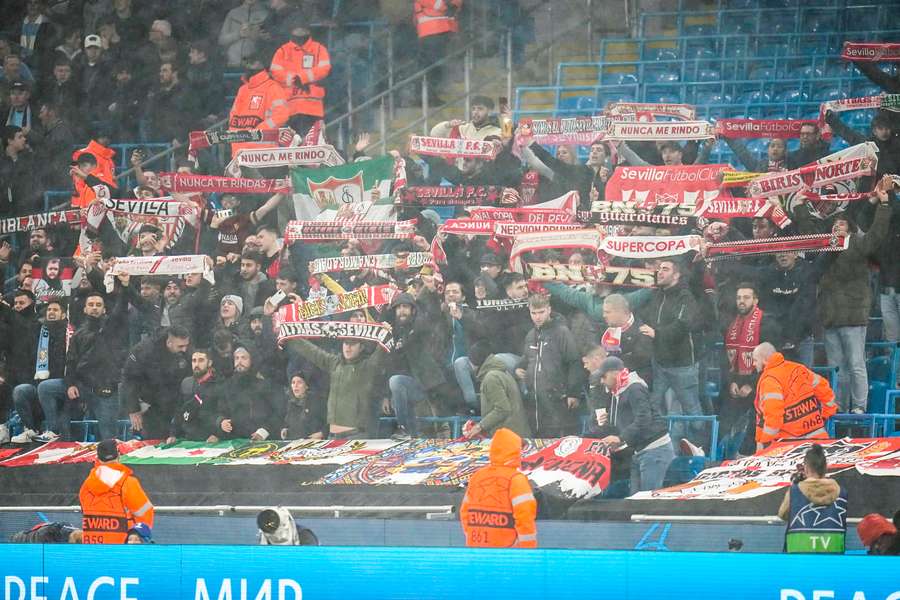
(547, 2, 554, 84)
(506, 29, 513, 104)
(464, 46, 471, 121)
(422, 73, 429, 134)
(587, 0, 594, 59)
(347, 65, 354, 136)
(388, 29, 395, 121)
(380, 97, 387, 154)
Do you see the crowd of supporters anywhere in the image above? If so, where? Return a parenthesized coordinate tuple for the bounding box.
(0, 1, 898, 500)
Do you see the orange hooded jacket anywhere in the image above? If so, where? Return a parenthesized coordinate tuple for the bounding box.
(71, 140, 117, 208)
(79, 461, 154, 544)
(269, 37, 331, 118)
(460, 428, 537, 548)
(414, 0, 462, 38)
(755, 352, 837, 446)
(228, 69, 291, 157)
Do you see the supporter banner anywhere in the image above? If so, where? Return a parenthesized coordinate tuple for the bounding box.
(110, 255, 213, 281)
(408, 136, 498, 160)
(783, 142, 881, 220)
(291, 156, 395, 221)
(438, 218, 495, 235)
(855, 450, 900, 476)
(272, 439, 402, 466)
(101, 196, 195, 218)
(0, 209, 81, 235)
(605, 120, 715, 141)
(398, 185, 501, 206)
(278, 320, 394, 351)
(527, 262, 656, 288)
(187, 127, 294, 160)
(494, 222, 584, 237)
(284, 219, 417, 241)
(466, 191, 578, 225)
(158, 173, 291, 195)
(0, 440, 156, 468)
(475, 298, 530, 311)
(120, 440, 241, 465)
(520, 437, 611, 500)
(509, 229, 602, 272)
(747, 154, 876, 197)
(841, 42, 900, 62)
(601, 164, 731, 217)
(520, 115, 609, 145)
(0, 449, 19, 460)
(586, 210, 692, 227)
(601, 235, 701, 259)
(278, 285, 398, 321)
(605, 102, 696, 121)
(694, 197, 792, 228)
(308, 253, 432, 275)
(225, 144, 345, 177)
(705, 233, 849, 262)
(630, 438, 900, 501)
(721, 170, 765, 188)
(714, 119, 825, 139)
(820, 94, 900, 117)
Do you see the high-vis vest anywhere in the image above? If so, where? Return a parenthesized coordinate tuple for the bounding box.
(755, 353, 837, 445)
(71, 140, 117, 208)
(228, 70, 291, 157)
(414, 0, 462, 38)
(785, 482, 847, 553)
(270, 38, 332, 118)
(460, 428, 537, 548)
(79, 462, 154, 544)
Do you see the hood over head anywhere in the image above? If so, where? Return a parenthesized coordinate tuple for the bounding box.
(489, 428, 522, 469)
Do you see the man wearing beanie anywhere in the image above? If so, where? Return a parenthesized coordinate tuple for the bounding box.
(593, 356, 674, 494)
(79, 440, 154, 544)
(857, 513, 899, 555)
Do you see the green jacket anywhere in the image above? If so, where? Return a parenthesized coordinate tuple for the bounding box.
(543, 283, 653, 324)
(798, 202, 890, 328)
(477, 355, 532, 438)
(285, 339, 388, 430)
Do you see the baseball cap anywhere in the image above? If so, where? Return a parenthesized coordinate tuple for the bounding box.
(84, 35, 102, 49)
(10, 81, 30, 93)
(96, 439, 119, 462)
(480, 253, 502, 266)
(857, 513, 897, 547)
(597, 356, 625, 376)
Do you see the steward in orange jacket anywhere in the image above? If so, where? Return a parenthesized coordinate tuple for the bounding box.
(228, 60, 291, 157)
(460, 428, 537, 548)
(270, 26, 331, 120)
(71, 139, 116, 208)
(752, 343, 837, 449)
(79, 440, 154, 544)
(414, 0, 462, 38)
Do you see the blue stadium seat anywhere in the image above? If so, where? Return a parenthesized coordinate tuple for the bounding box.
(736, 90, 772, 105)
(721, 19, 754, 34)
(651, 70, 680, 83)
(848, 110, 875, 127)
(806, 18, 837, 33)
(558, 97, 582, 110)
(774, 89, 808, 103)
(696, 68, 721, 82)
(576, 96, 597, 111)
(684, 24, 714, 36)
(755, 42, 790, 57)
(601, 72, 638, 85)
(645, 93, 682, 104)
(816, 87, 846, 102)
(690, 47, 718, 60)
(748, 67, 775, 80)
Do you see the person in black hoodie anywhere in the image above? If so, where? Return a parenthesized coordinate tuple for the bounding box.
(280, 372, 325, 440)
(786, 123, 830, 169)
(64, 281, 130, 441)
(6, 298, 68, 442)
(638, 258, 705, 451)
(216, 346, 280, 441)
(166, 348, 222, 443)
(592, 356, 674, 493)
(121, 324, 192, 439)
(514, 293, 584, 437)
(824, 112, 900, 178)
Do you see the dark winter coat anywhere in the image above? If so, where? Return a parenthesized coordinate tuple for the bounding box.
(281, 389, 326, 439)
(120, 330, 192, 416)
(639, 282, 701, 367)
(216, 369, 280, 439)
(64, 292, 130, 392)
(169, 374, 223, 440)
(389, 293, 447, 391)
(590, 371, 669, 454)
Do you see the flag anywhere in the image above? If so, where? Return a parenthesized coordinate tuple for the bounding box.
(0, 440, 156, 467)
(291, 156, 395, 222)
(120, 440, 240, 465)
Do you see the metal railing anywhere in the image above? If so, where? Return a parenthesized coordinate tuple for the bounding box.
(0, 505, 455, 518)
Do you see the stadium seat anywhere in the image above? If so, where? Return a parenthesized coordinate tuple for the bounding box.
(816, 86, 846, 102)
(774, 89, 808, 103)
(601, 72, 637, 86)
(649, 70, 681, 83)
(748, 67, 775, 80)
(576, 97, 597, 111)
(736, 90, 772, 105)
(696, 68, 721, 82)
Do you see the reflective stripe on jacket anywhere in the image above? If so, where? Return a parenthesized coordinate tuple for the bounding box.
(414, 0, 462, 38)
(228, 70, 291, 157)
(79, 462, 154, 544)
(270, 38, 331, 118)
(755, 352, 837, 444)
(460, 428, 537, 548)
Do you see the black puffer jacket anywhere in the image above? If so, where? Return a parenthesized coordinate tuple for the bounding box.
(639, 282, 701, 367)
(121, 330, 191, 416)
(216, 368, 280, 440)
(65, 291, 130, 392)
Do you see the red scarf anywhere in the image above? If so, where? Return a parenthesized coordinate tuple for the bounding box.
(726, 306, 763, 375)
(601, 313, 634, 354)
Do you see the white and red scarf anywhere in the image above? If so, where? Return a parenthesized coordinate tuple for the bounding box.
(284, 219, 417, 241)
(187, 127, 294, 162)
(605, 120, 715, 142)
(158, 172, 291, 195)
(842, 42, 900, 62)
(726, 306, 763, 375)
(602, 313, 635, 354)
(715, 119, 830, 140)
(408, 136, 498, 160)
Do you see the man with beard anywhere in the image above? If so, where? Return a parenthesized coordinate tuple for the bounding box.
(65, 282, 130, 441)
(167, 349, 222, 443)
(431, 96, 501, 141)
(217, 250, 275, 312)
(759, 251, 821, 367)
(515, 294, 584, 437)
(721, 284, 781, 456)
(216, 347, 279, 441)
(787, 123, 830, 169)
(121, 325, 192, 439)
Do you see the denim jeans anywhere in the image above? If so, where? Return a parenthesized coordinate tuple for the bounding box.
(453, 353, 521, 412)
(12, 383, 42, 431)
(824, 325, 868, 412)
(36, 379, 69, 438)
(783, 336, 815, 369)
(630, 440, 676, 494)
(881, 287, 900, 344)
(649, 361, 703, 446)
(80, 388, 121, 441)
(389, 375, 427, 435)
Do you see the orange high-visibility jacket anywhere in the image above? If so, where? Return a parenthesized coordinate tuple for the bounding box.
(269, 38, 332, 118)
(460, 428, 537, 548)
(414, 0, 462, 38)
(228, 70, 291, 157)
(79, 462, 154, 544)
(755, 352, 837, 445)
(71, 140, 117, 208)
